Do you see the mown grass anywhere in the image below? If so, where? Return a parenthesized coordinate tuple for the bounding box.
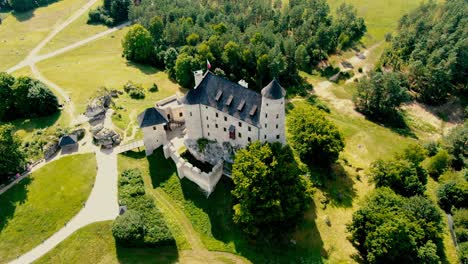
(35, 221, 179, 264)
(36, 28, 182, 131)
(0, 153, 96, 263)
(0, 0, 90, 72)
(39, 0, 108, 55)
(327, 0, 423, 46)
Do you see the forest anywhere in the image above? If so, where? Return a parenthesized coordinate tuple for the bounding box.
(124, 0, 366, 89)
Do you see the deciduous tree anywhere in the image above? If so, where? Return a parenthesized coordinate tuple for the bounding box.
(122, 24, 153, 63)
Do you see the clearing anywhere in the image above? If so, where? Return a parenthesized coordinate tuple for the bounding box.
(0, 153, 96, 263)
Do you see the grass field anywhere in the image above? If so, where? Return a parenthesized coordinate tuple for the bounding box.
(0, 0, 90, 72)
(327, 0, 423, 46)
(39, 0, 108, 55)
(0, 153, 96, 263)
(36, 28, 182, 132)
(35, 221, 179, 264)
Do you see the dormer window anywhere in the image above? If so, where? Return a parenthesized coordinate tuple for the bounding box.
(226, 95, 233, 106)
(237, 100, 245, 111)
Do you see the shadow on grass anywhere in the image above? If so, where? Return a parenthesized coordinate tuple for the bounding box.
(125, 61, 159, 75)
(10, 0, 59, 22)
(0, 177, 32, 232)
(146, 148, 325, 263)
(308, 163, 357, 208)
(115, 243, 178, 264)
(4, 111, 61, 134)
(361, 111, 418, 139)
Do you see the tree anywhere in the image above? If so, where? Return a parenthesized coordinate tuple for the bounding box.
(110, 0, 130, 23)
(122, 24, 153, 63)
(11, 77, 59, 118)
(443, 122, 467, 170)
(112, 210, 144, 246)
(370, 159, 425, 197)
(294, 44, 309, 71)
(353, 71, 409, 122)
(437, 180, 468, 212)
(148, 16, 164, 43)
(186, 33, 200, 46)
(0, 72, 15, 120)
(347, 188, 443, 263)
(333, 3, 366, 49)
(231, 142, 313, 238)
(425, 150, 451, 179)
(8, 0, 35, 11)
(164, 48, 178, 80)
(0, 125, 26, 183)
(288, 104, 344, 166)
(174, 53, 196, 88)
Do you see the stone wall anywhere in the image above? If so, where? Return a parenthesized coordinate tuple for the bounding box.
(163, 143, 223, 196)
(142, 124, 167, 156)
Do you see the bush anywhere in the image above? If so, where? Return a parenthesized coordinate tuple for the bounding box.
(123, 81, 145, 99)
(112, 210, 144, 246)
(425, 150, 451, 179)
(437, 180, 468, 212)
(443, 122, 467, 170)
(453, 209, 468, 243)
(114, 169, 174, 247)
(148, 83, 158, 92)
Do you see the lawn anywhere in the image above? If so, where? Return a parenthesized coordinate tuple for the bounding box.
(0, 0, 90, 72)
(327, 0, 423, 46)
(36, 28, 182, 132)
(35, 221, 179, 264)
(0, 153, 96, 263)
(39, 0, 109, 55)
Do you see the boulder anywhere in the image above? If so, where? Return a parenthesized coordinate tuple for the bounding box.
(90, 124, 104, 134)
(85, 94, 112, 121)
(70, 128, 86, 141)
(93, 128, 121, 148)
(43, 140, 59, 160)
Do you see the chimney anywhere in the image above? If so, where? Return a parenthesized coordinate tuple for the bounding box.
(194, 70, 204, 88)
(238, 79, 248, 88)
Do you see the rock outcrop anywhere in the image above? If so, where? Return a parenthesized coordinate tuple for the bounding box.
(85, 94, 112, 121)
(93, 128, 121, 148)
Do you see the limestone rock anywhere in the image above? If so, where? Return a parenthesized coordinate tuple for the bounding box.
(70, 128, 85, 141)
(85, 94, 112, 121)
(90, 124, 103, 134)
(185, 139, 236, 165)
(93, 128, 121, 148)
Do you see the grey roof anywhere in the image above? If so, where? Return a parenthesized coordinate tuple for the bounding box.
(181, 72, 264, 127)
(137, 107, 168, 128)
(261, 79, 286, 100)
(59, 135, 77, 146)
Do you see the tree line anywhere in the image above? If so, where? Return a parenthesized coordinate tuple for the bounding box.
(122, 0, 366, 89)
(1, 0, 57, 12)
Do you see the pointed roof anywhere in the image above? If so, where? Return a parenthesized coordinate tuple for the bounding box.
(59, 135, 78, 146)
(137, 107, 168, 128)
(261, 79, 286, 100)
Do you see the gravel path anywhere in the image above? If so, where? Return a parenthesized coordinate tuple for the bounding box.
(9, 150, 119, 264)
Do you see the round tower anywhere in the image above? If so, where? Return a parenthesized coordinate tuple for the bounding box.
(259, 79, 286, 144)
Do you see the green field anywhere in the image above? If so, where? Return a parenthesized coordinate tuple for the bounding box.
(39, 0, 108, 55)
(35, 221, 179, 264)
(327, 0, 422, 45)
(0, 153, 96, 263)
(0, 0, 90, 72)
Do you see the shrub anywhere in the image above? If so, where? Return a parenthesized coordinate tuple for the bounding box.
(453, 209, 468, 243)
(425, 150, 451, 179)
(443, 122, 467, 170)
(424, 141, 439, 157)
(123, 81, 145, 99)
(112, 210, 144, 246)
(437, 180, 468, 212)
(148, 83, 158, 92)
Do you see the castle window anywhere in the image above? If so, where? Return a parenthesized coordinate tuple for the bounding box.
(179, 112, 183, 117)
(224, 127, 226, 132)
(276, 135, 280, 139)
(265, 113, 268, 118)
(266, 103, 269, 106)
(276, 114, 279, 119)
(264, 135, 267, 139)
(238, 122, 242, 127)
(208, 132, 210, 136)
(265, 123, 267, 128)
(248, 137, 251, 142)
(206, 106, 208, 109)
(276, 124, 278, 129)
(153, 126, 156, 130)
(190, 112, 192, 116)
(238, 132, 242, 138)
(216, 113, 218, 118)
(206, 116, 208, 120)
(207, 124, 209, 128)
(248, 126, 251, 132)
(215, 124, 218, 128)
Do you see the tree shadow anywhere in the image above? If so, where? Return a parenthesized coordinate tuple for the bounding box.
(5, 111, 61, 134)
(308, 162, 358, 208)
(125, 61, 160, 75)
(11, 10, 34, 22)
(0, 177, 33, 232)
(362, 111, 418, 139)
(115, 243, 179, 264)
(146, 149, 177, 188)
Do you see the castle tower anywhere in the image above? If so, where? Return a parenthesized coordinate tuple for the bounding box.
(259, 79, 286, 144)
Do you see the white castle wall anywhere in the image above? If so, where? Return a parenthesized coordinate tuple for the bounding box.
(259, 97, 286, 144)
(184, 104, 203, 139)
(142, 124, 167, 155)
(163, 143, 223, 195)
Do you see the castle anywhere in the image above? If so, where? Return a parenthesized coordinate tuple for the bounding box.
(138, 71, 286, 194)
